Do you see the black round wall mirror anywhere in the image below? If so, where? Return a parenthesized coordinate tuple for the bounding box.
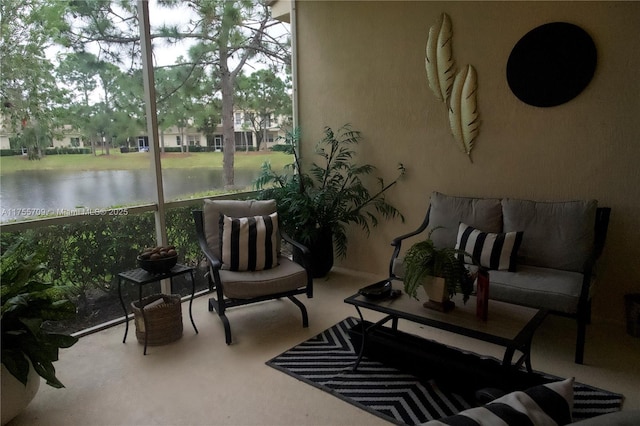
(507, 22, 597, 107)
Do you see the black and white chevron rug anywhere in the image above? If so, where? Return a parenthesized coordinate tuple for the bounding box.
(266, 317, 624, 425)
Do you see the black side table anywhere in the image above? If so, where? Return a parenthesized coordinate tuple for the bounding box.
(118, 264, 198, 354)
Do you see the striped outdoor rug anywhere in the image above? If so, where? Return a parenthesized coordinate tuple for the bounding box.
(266, 317, 624, 425)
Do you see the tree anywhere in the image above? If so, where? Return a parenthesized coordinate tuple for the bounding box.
(60, 0, 290, 187)
(55, 51, 146, 154)
(236, 69, 291, 151)
(1, 0, 69, 159)
(55, 52, 99, 150)
(109, 69, 147, 148)
(195, 98, 223, 150)
(56, 52, 99, 106)
(17, 122, 51, 159)
(155, 65, 201, 153)
(187, 0, 289, 186)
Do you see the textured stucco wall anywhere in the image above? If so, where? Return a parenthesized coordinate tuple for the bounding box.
(294, 1, 640, 324)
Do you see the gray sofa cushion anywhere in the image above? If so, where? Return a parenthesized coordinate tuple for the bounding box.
(428, 192, 503, 249)
(489, 265, 586, 314)
(502, 199, 597, 273)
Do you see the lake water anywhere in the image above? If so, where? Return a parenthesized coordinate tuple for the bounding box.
(0, 168, 260, 222)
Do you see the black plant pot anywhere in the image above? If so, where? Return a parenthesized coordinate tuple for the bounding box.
(294, 230, 334, 278)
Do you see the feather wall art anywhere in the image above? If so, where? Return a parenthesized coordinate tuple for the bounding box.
(425, 13, 456, 103)
(425, 13, 480, 162)
(449, 65, 479, 162)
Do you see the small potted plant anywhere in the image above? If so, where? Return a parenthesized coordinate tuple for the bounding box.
(255, 124, 405, 278)
(402, 228, 475, 311)
(1, 239, 78, 424)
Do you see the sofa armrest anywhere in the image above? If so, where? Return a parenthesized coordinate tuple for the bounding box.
(193, 209, 223, 296)
(389, 206, 431, 278)
(193, 210, 222, 270)
(579, 207, 611, 303)
(593, 207, 611, 259)
(281, 230, 313, 297)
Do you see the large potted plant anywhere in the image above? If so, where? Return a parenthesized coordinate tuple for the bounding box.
(255, 124, 405, 277)
(402, 228, 475, 311)
(1, 240, 79, 425)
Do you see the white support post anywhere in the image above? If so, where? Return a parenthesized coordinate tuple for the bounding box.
(138, 0, 171, 294)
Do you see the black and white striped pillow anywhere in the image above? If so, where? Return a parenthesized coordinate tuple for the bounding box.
(424, 378, 574, 426)
(455, 223, 523, 271)
(220, 212, 279, 271)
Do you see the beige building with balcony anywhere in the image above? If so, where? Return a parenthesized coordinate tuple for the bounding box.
(0, 110, 290, 152)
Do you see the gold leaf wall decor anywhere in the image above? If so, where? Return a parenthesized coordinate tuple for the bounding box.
(449, 65, 480, 162)
(424, 13, 481, 162)
(425, 13, 456, 103)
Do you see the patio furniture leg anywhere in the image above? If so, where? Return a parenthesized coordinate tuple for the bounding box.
(288, 295, 309, 328)
(188, 269, 198, 334)
(118, 277, 129, 343)
(209, 297, 232, 344)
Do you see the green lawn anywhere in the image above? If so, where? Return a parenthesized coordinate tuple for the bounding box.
(0, 151, 293, 174)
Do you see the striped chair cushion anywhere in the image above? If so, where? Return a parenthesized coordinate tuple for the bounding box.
(455, 222, 523, 271)
(220, 212, 279, 271)
(424, 378, 574, 426)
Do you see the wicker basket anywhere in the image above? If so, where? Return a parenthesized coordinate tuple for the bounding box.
(131, 294, 183, 346)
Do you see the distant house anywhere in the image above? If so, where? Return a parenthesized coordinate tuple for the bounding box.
(157, 111, 289, 152)
(0, 110, 290, 152)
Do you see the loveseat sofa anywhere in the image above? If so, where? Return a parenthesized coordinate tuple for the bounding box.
(389, 192, 610, 364)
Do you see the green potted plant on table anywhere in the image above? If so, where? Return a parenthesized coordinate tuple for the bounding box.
(255, 124, 405, 278)
(1, 240, 79, 425)
(402, 228, 475, 312)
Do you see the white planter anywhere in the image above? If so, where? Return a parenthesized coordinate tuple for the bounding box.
(1, 363, 40, 425)
(422, 276, 455, 312)
(422, 276, 448, 303)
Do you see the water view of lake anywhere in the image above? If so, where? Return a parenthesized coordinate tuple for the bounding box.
(0, 168, 260, 222)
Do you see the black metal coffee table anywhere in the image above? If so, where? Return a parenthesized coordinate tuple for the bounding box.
(344, 280, 547, 372)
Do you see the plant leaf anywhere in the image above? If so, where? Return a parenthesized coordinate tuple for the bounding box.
(425, 13, 456, 102)
(448, 64, 480, 160)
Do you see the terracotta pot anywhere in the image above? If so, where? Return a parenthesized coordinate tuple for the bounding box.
(1, 363, 40, 425)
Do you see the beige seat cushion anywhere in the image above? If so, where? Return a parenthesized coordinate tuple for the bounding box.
(489, 265, 586, 314)
(214, 256, 307, 299)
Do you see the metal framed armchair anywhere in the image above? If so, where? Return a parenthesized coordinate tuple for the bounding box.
(193, 199, 313, 344)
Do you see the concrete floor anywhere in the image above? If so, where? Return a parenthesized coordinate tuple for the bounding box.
(5, 267, 640, 426)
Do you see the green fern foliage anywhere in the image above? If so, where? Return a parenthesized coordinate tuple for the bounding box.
(403, 228, 474, 302)
(255, 124, 405, 259)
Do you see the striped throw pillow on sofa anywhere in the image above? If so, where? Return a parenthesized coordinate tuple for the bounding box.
(455, 222, 523, 271)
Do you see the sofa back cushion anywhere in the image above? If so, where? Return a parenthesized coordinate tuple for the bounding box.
(502, 199, 597, 272)
(428, 192, 503, 249)
(203, 199, 279, 260)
